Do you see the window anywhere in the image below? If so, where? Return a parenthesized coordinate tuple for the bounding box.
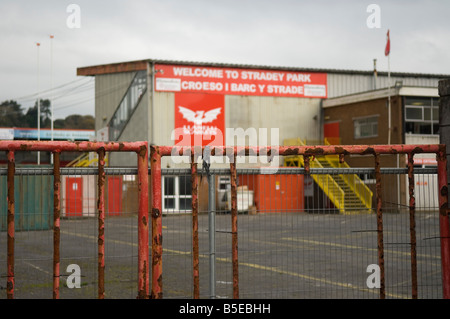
(354, 116, 378, 139)
(405, 97, 439, 135)
(162, 176, 192, 213)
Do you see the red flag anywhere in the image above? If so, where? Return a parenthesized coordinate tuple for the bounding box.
(385, 30, 390, 56)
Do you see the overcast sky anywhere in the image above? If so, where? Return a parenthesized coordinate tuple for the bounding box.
(1, 0, 449, 120)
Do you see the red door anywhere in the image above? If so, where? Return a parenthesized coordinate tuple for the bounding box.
(324, 122, 340, 144)
(66, 177, 83, 217)
(107, 177, 122, 216)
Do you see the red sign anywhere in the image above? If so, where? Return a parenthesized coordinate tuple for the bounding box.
(174, 93, 225, 146)
(155, 64, 327, 98)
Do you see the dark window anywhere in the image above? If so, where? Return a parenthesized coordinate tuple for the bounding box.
(404, 97, 439, 135)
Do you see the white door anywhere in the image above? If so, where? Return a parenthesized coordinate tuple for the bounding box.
(162, 176, 192, 213)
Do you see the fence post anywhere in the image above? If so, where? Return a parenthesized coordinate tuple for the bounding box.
(438, 79, 450, 299)
(53, 152, 61, 299)
(191, 152, 200, 299)
(97, 148, 106, 299)
(407, 152, 418, 299)
(230, 153, 239, 299)
(208, 167, 216, 299)
(6, 151, 15, 299)
(137, 143, 150, 299)
(374, 153, 385, 299)
(150, 145, 163, 299)
(439, 79, 450, 204)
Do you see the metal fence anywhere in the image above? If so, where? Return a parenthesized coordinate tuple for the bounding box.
(1, 142, 449, 299)
(151, 144, 450, 299)
(0, 141, 149, 299)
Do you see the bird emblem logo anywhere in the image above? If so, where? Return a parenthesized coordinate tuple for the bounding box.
(178, 106, 221, 125)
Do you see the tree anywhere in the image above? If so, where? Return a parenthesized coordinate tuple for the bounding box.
(24, 99, 51, 128)
(0, 100, 26, 127)
(63, 114, 95, 129)
(0, 99, 95, 130)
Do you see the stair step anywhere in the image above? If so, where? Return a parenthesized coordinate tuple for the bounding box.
(300, 156, 371, 212)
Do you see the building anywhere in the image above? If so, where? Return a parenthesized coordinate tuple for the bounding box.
(76, 59, 449, 213)
(323, 85, 441, 210)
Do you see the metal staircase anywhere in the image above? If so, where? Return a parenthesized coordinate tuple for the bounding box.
(66, 152, 109, 167)
(283, 138, 373, 214)
(108, 70, 147, 141)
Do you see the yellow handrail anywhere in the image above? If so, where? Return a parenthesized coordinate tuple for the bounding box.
(284, 138, 345, 213)
(323, 138, 373, 209)
(66, 152, 109, 167)
(66, 152, 89, 167)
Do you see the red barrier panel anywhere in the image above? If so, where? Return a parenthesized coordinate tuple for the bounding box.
(150, 144, 449, 299)
(1, 141, 149, 299)
(2, 141, 449, 299)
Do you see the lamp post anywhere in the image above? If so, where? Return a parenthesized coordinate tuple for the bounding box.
(36, 42, 41, 165)
(50, 35, 54, 164)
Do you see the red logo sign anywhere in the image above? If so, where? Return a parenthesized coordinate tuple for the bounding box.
(174, 93, 225, 146)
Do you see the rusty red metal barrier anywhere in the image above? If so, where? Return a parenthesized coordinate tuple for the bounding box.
(407, 152, 418, 299)
(191, 152, 200, 299)
(437, 147, 450, 299)
(1, 141, 149, 299)
(7, 150, 15, 299)
(2, 142, 449, 299)
(137, 143, 150, 299)
(150, 145, 162, 299)
(149, 144, 450, 299)
(230, 153, 239, 299)
(374, 153, 385, 299)
(53, 152, 61, 299)
(97, 148, 106, 299)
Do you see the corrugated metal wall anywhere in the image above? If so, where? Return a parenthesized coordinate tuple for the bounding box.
(225, 95, 321, 145)
(92, 64, 445, 167)
(95, 71, 149, 167)
(153, 92, 175, 146)
(0, 174, 54, 231)
(95, 72, 136, 131)
(327, 73, 441, 98)
(109, 93, 149, 166)
(151, 93, 321, 147)
(151, 93, 321, 168)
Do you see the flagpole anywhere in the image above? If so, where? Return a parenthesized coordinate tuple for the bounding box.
(50, 35, 54, 164)
(386, 29, 391, 145)
(388, 52, 391, 145)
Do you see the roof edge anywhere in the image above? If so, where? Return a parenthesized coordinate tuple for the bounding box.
(76, 58, 450, 78)
(77, 60, 148, 76)
(323, 85, 439, 108)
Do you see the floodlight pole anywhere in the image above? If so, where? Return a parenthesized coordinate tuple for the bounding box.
(37, 42, 41, 165)
(50, 35, 54, 164)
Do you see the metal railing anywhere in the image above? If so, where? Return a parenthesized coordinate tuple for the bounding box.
(0, 140, 149, 299)
(1, 142, 449, 299)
